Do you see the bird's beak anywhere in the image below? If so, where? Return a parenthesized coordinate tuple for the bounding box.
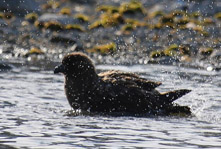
(54, 64, 65, 74)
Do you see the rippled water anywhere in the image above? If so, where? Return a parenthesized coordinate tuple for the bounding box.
(0, 64, 221, 148)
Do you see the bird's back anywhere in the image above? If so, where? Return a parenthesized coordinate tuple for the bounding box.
(99, 70, 161, 90)
(89, 70, 162, 114)
(91, 70, 191, 115)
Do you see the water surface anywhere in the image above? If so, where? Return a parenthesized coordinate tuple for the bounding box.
(0, 64, 220, 148)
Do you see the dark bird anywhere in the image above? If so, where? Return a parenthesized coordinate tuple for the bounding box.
(54, 52, 191, 116)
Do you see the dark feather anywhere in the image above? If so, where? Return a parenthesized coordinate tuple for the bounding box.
(54, 52, 192, 116)
(160, 89, 191, 103)
(99, 70, 161, 91)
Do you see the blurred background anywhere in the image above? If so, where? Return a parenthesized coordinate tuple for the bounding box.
(0, 0, 220, 70)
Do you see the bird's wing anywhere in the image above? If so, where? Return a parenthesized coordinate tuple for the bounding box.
(98, 70, 161, 91)
(95, 73, 152, 113)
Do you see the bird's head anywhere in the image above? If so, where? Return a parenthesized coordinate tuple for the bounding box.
(54, 52, 96, 78)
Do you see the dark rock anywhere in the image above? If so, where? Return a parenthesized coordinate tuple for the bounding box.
(69, 0, 96, 4)
(50, 34, 77, 44)
(210, 50, 221, 71)
(0, 44, 14, 54)
(50, 34, 84, 51)
(188, 0, 221, 16)
(0, 19, 7, 27)
(38, 14, 81, 25)
(148, 0, 220, 16)
(0, 0, 40, 16)
(0, 62, 13, 72)
(149, 56, 179, 65)
(210, 50, 221, 62)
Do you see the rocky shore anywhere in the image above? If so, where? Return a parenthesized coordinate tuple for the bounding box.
(0, 0, 220, 71)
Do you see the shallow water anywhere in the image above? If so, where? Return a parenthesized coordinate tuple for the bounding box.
(0, 64, 220, 148)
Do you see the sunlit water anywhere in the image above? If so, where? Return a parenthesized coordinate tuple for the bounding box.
(0, 64, 221, 148)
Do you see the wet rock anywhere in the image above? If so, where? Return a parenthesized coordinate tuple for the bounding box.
(25, 47, 44, 57)
(43, 21, 64, 31)
(187, 0, 221, 16)
(195, 49, 221, 71)
(149, 56, 179, 65)
(148, 0, 220, 16)
(74, 13, 90, 23)
(65, 24, 85, 32)
(69, 0, 96, 4)
(210, 50, 221, 63)
(38, 14, 80, 25)
(87, 42, 117, 54)
(59, 7, 72, 16)
(0, 44, 14, 54)
(50, 34, 77, 44)
(119, 1, 146, 15)
(0, 19, 7, 27)
(25, 13, 38, 23)
(215, 12, 221, 20)
(198, 47, 214, 60)
(0, 0, 40, 16)
(89, 12, 124, 30)
(0, 62, 13, 72)
(50, 34, 84, 51)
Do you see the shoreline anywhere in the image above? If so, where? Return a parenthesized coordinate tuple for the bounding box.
(0, 0, 220, 71)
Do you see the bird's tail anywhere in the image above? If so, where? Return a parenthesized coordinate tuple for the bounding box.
(160, 89, 191, 103)
(166, 105, 192, 116)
